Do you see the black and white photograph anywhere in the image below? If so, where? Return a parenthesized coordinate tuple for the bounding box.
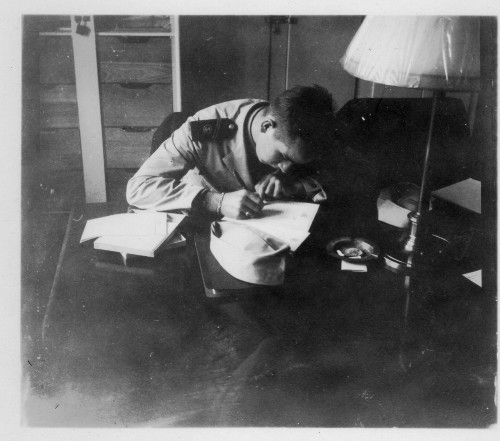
(2, 0, 498, 438)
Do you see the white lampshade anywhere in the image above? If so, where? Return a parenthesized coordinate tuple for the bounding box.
(341, 16, 480, 91)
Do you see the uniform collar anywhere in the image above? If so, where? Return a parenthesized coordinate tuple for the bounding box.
(223, 101, 269, 190)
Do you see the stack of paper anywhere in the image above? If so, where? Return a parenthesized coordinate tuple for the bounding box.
(223, 201, 319, 251)
(80, 211, 186, 258)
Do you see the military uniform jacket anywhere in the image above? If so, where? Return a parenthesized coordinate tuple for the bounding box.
(126, 99, 325, 212)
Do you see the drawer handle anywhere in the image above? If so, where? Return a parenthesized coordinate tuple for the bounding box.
(119, 82, 153, 89)
(122, 126, 154, 133)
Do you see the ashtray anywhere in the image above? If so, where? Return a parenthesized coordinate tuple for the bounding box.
(326, 237, 380, 263)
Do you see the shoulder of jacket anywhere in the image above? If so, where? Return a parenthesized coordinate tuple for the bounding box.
(189, 118, 238, 142)
(189, 99, 266, 142)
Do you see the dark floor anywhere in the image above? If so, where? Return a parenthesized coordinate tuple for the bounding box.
(21, 166, 498, 428)
(22, 166, 135, 423)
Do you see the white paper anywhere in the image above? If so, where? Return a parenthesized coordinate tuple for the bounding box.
(246, 201, 319, 231)
(80, 212, 168, 243)
(432, 178, 481, 214)
(462, 269, 482, 287)
(89, 213, 185, 257)
(377, 198, 411, 228)
(341, 260, 368, 272)
(223, 201, 319, 251)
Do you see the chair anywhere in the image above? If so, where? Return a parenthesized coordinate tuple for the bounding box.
(150, 111, 189, 155)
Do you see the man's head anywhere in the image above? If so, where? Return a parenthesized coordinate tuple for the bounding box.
(255, 85, 334, 173)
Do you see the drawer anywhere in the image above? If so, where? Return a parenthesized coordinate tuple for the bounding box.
(102, 84, 173, 127)
(98, 61, 171, 84)
(40, 127, 154, 170)
(95, 15, 171, 32)
(97, 36, 172, 64)
(40, 36, 171, 84)
(104, 127, 154, 168)
(40, 84, 173, 128)
(40, 85, 78, 127)
(39, 129, 83, 170)
(39, 36, 75, 84)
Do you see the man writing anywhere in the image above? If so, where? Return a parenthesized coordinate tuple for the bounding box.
(126, 85, 363, 221)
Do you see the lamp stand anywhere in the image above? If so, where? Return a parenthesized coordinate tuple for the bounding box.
(383, 92, 452, 272)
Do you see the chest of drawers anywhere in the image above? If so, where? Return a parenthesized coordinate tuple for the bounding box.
(38, 15, 181, 201)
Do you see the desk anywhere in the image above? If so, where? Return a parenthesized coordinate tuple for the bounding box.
(34, 202, 496, 427)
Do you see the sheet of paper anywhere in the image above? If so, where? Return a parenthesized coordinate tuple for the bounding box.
(80, 212, 168, 242)
(431, 178, 481, 214)
(341, 260, 367, 272)
(462, 269, 482, 287)
(223, 201, 319, 250)
(377, 198, 411, 228)
(225, 201, 319, 232)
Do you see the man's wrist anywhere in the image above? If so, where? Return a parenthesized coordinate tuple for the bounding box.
(194, 190, 225, 215)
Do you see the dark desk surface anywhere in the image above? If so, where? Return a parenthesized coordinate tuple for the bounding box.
(34, 202, 496, 427)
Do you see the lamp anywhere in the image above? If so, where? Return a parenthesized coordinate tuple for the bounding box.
(341, 16, 480, 271)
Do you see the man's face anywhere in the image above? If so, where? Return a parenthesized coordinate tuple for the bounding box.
(255, 129, 311, 174)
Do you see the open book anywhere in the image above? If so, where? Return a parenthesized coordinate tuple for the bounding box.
(81, 211, 186, 258)
(223, 200, 319, 251)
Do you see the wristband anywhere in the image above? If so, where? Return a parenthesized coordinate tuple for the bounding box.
(216, 192, 225, 216)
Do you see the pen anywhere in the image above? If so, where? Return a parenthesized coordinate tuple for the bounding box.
(233, 169, 266, 207)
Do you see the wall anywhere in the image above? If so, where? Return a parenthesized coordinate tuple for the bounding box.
(179, 16, 270, 114)
(285, 16, 362, 110)
(179, 15, 362, 114)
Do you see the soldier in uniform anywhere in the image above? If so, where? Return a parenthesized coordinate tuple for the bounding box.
(126, 85, 373, 224)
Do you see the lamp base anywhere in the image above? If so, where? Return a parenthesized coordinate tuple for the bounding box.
(383, 231, 452, 272)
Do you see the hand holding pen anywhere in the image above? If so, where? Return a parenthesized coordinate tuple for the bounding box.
(219, 169, 264, 219)
(222, 190, 264, 219)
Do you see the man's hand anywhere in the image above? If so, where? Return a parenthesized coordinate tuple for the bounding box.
(254, 172, 305, 199)
(221, 189, 264, 219)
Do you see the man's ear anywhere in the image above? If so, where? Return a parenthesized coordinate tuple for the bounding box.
(260, 119, 276, 133)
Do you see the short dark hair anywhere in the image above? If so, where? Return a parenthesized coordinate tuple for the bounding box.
(269, 84, 335, 159)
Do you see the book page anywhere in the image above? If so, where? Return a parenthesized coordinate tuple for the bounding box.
(94, 234, 167, 257)
(89, 212, 185, 257)
(94, 231, 186, 258)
